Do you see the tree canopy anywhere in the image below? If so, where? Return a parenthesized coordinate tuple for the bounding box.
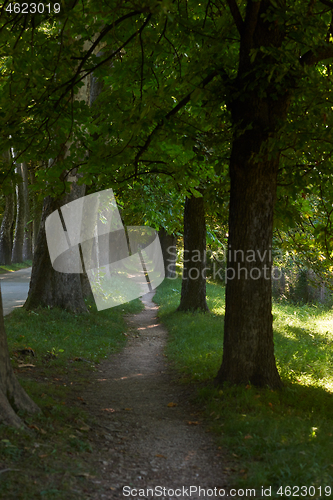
(2, 0, 333, 387)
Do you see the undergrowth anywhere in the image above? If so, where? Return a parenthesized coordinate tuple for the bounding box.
(154, 278, 333, 499)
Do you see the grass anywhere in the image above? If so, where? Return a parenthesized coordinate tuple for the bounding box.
(7, 297, 142, 371)
(0, 260, 32, 274)
(154, 278, 333, 499)
(0, 295, 143, 499)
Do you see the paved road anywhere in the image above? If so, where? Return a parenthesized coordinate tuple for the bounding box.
(0, 267, 32, 316)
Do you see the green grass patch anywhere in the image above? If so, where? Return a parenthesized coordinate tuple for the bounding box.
(6, 296, 143, 372)
(0, 296, 143, 499)
(154, 278, 333, 498)
(0, 260, 32, 274)
(154, 278, 224, 382)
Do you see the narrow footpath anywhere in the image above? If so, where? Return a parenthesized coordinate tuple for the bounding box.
(81, 292, 232, 500)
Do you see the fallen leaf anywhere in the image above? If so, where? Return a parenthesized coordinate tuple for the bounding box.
(28, 424, 39, 430)
(167, 402, 177, 407)
(244, 435, 253, 439)
(76, 473, 96, 478)
(187, 421, 199, 425)
(155, 454, 166, 458)
(124, 408, 132, 411)
(39, 454, 48, 458)
(79, 425, 90, 431)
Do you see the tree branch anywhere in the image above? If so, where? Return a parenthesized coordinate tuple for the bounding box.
(54, 10, 146, 107)
(71, 10, 142, 79)
(226, 0, 244, 34)
(300, 45, 333, 66)
(319, 0, 333, 8)
(133, 69, 220, 175)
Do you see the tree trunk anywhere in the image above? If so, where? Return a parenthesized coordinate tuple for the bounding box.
(29, 169, 42, 253)
(0, 183, 15, 266)
(80, 272, 92, 299)
(215, 1, 291, 388)
(11, 164, 25, 263)
(158, 227, 177, 279)
(22, 162, 33, 261)
(0, 286, 40, 427)
(177, 194, 209, 312)
(24, 182, 88, 313)
(216, 136, 283, 388)
(25, 33, 99, 310)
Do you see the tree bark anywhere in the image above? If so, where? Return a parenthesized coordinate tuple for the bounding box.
(24, 181, 88, 313)
(216, 136, 283, 387)
(22, 162, 33, 261)
(11, 164, 25, 263)
(215, 0, 291, 388)
(177, 194, 209, 312)
(0, 287, 40, 427)
(158, 227, 177, 279)
(0, 186, 15, 266)
(29, 170, 42, 254)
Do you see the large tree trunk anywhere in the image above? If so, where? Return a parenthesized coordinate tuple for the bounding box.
(0, 181, 15, 266)
(11, 164, 25, 263)
(158, 227, 177, 279)
(24, 181, 88, 313)
(177, 194, 209, 312)
(215, 1, 291, 389)
(216, 136, 283, 387)
(0, 287, 40, 427)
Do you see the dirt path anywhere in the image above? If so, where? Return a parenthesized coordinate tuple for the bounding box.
(82, 292, 231, 499)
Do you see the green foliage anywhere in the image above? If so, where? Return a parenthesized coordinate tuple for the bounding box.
(1, 0, 332, 269)
(154, 278, 333, 494)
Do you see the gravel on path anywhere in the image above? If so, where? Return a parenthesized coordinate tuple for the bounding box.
(82, 291, 233, 500)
